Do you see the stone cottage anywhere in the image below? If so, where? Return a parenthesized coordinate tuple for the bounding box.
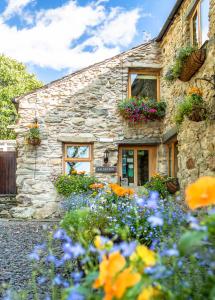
(12, 0, 214, 218)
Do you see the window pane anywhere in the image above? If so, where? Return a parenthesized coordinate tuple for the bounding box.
(201, 0, 210, 44)
(130, 74, 157, 100)
(122, 149, 134, 186)
(65, 161, 91, 175)
(67, 146, 89, 159)
(137, 150, 149, 186)
(192, 11, 199, 46)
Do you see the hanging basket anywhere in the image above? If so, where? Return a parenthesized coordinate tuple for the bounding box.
(27, 137, 41, 146)
(179, 48, 206, 82)
(188, 105, 207, 122)
(166, 178, 180, 194)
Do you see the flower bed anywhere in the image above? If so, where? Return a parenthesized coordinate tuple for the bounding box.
(3, 177, 215, 300)
(118, 98, 166, 123)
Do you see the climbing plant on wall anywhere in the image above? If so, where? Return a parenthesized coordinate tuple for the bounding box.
(0, 55, 43, 139)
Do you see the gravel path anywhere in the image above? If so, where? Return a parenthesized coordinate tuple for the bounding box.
(0, 219, 58, 298)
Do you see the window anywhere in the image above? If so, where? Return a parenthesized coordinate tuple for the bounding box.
(190, 0, 210, 47)
(64, 144, 92, 175)
(128, 70, 160, 101)
(166, 139, 178, 177)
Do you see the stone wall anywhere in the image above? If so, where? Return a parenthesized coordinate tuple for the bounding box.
(14, 42, 164, 218)
(159, 0, 215, 189)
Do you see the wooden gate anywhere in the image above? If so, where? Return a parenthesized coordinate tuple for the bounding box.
(0, 151, 16, 194)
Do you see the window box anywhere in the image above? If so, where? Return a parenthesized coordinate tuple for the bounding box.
(178, 47, 206, 82)
(118, 98, 166, 123)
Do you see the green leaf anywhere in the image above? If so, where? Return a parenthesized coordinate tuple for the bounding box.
(178, 230, 208, 255)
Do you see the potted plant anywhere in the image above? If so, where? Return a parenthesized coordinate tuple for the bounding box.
(26, 119, 41, 146)
(174, 87, 207, 125)
(165, 177, 180, 194)
(118, 97, 166, 123)
(165, 46, 206, 82)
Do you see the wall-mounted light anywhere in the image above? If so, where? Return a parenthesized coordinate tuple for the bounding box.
(104, 149, 109, 164)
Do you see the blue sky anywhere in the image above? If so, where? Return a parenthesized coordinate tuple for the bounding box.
(0, 0, 176, 83)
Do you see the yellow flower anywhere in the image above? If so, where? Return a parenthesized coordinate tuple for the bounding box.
(113, 267, 141, 299)
(185, 176, 215, 210)
(71, 170, 77, 175)
(130, 245, 156, 267)
(138, 286, 160, 300)
(188, 87, 203, 96)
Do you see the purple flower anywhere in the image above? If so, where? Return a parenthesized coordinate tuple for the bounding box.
(147, 216, 163, 227)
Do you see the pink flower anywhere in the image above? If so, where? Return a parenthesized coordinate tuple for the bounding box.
(149, 108, 157, 113)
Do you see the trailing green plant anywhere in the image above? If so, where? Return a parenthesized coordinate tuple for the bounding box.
(54, 174, 97, 197)
(118, 97, 166, 122)
(165, 46, 196, 82)
(174, 87, 206, 125)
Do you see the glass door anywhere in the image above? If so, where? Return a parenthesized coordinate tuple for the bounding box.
(119, 146, 156, 187)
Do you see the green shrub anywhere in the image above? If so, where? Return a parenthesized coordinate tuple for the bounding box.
(54, 174, 97, 197)
(144, 174, 169, 198)
(61, 208, 109, 244)
(165, 46, 196, 82)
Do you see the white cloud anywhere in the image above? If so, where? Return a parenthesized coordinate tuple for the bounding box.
(0, 0, 150, 72)
(2, 0, 34, 19)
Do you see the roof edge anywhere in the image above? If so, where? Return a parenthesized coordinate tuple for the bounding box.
(15, 39, 156, 102)
(156, 0, 184, 42)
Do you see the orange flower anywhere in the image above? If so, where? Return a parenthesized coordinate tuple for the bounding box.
(90, 183, 104, 190)
(93, 251, 126, 289)
(93, 252, 140, 300)
(27, 123, 39, 129)
(188, 87, 203, 96)
(77, 171, 85, 175)
(109, 183, 134, 197)
(185, 176, 215, 210)
(113, 267, 141, 299)
(138, 286, 160, 300)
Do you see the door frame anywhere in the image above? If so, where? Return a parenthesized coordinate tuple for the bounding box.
(118, 145, 157, 186)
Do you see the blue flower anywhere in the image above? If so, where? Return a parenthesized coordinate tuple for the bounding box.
(71, 243, 85, 258)
(147, 216, 163, 227)
(162, 248, 179, 257)
(120, 241, 137, 257)
(29, 251, 40, 261)
(67, 290, 85, 300)
(53, 229, 67, 240)
(71, 271, 83, 283)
